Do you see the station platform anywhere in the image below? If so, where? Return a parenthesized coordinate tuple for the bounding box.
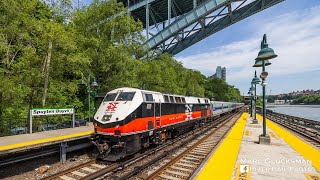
(195, 113, 320, 180)
(0, 124, 94, 155)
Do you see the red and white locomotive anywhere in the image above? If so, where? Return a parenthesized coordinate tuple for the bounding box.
(92, 87, 237, 161)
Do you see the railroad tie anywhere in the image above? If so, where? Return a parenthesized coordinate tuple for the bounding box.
(81, 167, 96, 173)
(91, 163, 106, 169)
(71, 171, 87, 177)
(158, 173, 181, 180)
(59, 175, 76, 180)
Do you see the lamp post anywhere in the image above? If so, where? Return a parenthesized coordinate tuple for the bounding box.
(247, 91, 250, 115)
(249, 85, 255, 118)
(81, 75, 98, 122)
(251, 71, 261, 124)
(247, 89, 252, 117)
(253, 34, 277, 145)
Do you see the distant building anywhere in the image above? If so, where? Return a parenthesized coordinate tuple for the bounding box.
(281, 89, 320, 98)
(210, 66, 226, 81)
(221, 67, 226, 81)
(274, 100, 285, 104)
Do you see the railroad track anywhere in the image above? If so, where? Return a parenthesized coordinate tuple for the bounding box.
(41, 160, 112, 180)
(266, 114, 320, 149)
(115, 111, 242, 180)
(43, 110, 243, 180)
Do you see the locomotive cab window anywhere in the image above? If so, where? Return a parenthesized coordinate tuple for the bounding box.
(181, 97, 186, 103)
(175, 97, 181, 103)
(116, 92, 136, 101)
(169, 96, 175, 103)
(198, 99, 201, 103)
(145, 94, 153, 101)
(104, 93, 117, 102)
(164, 95, 169, 103)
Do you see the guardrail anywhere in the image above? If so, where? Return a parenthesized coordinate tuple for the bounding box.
(0, 115, 89, 137)
(256, 107, 320, 135)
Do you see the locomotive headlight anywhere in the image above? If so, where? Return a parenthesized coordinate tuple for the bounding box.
(102, 115, 112, 122)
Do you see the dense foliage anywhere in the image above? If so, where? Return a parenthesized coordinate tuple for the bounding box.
(0, 0, 241, 135)
(291, 94, 320, 105)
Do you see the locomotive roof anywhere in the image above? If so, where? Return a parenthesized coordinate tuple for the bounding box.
(110, 87, 209, 100)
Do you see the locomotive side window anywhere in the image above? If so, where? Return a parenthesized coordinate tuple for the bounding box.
(198, 99, 200, 103)
(104, 93, 117, 102)
(175, 97, 181, 103)
(145, 94, 153, 101)
(164, 95, 169, 103)
(169, 96, 175, 103)
(181, 97, 186, 103)
(116, 92, 136, 101)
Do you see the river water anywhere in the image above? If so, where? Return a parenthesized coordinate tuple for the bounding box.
(266, 105, 320, 122)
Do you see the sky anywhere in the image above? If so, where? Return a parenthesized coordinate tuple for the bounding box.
(80, 0, 320, 95)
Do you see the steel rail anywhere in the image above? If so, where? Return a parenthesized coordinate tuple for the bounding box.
(84, 111, 240, 180)
(144, 112, 241, 179)
(42, 108, 243, 180)
(115, 110, 243, 180)
(266, 114, 320, 149)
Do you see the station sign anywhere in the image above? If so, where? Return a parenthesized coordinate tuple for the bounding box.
(31, 108, 74, 116)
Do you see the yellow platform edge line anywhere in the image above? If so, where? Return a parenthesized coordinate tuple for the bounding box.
(197, 112, 248, 180)
(0, 131, 94, 151)
(256, 114, 320, 171)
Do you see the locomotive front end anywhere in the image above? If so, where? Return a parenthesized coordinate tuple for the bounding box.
(92, 88, 141, 161)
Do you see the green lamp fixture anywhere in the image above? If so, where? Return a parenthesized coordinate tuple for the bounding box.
(253, 34, 278, 67)
(251, 71, 261, 84)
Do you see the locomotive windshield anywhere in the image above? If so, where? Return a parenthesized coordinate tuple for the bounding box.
(116, 92, 136, 101)
(104, 93, 117, 102)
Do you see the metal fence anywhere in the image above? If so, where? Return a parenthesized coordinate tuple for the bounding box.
(0, 115, 88, 137)
(0, 117, 28, 137)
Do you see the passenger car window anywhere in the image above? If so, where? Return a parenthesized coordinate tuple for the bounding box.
(104, 93, 117, 102)
(145, 94, 153, 101)
(116, 92, 136, 101)
(164, 95, 169, 103)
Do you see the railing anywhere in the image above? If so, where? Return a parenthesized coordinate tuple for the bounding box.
(0, 115, 88, 137)
(256, 107, 320, 132)
(0, 117, 28, 137)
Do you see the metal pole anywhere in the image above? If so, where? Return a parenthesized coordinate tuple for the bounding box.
(250, 93, 253, 117)
(88, 75, 91, 123)
(146, 2, 149, 40)
(72, 108, 75, 128)
(168, 0, 171, 24)
(29, 109, 32, 134)
(193, 0, 197, 8)
(262, 61, 266, 136)
(254, 83, 257, 120)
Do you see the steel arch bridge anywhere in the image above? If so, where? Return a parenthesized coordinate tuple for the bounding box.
(118, 0, 284, 56)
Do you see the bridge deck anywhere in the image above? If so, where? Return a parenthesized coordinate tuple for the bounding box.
(196, 113, 320, 179)
(0, 124, 94, 155)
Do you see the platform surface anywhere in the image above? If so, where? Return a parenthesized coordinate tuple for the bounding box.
(196, 113, 320, 180)
(0, 124, 94, 154)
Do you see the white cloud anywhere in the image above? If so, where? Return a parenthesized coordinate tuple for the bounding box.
(176, 6, 320, 93)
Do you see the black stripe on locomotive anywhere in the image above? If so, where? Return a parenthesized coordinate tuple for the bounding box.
(94, 102, 210, 128)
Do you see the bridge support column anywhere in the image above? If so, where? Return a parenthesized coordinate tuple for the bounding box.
(168, 0, 171, 24)
(146, 2, 150, 40)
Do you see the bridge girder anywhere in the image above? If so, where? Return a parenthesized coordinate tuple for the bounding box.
(164, 0, 285, 55)
(118, 0, 284, 55)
